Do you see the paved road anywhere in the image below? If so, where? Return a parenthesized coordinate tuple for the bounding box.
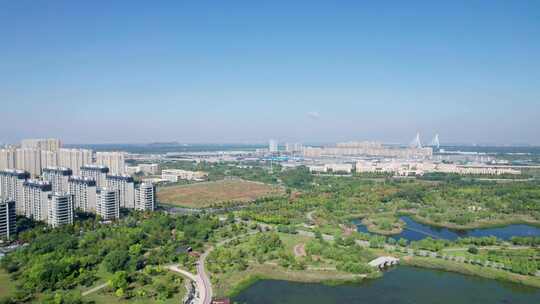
(81, 282, 108, 296)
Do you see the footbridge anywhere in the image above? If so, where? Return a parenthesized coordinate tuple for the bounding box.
(369, 256, 400, 268)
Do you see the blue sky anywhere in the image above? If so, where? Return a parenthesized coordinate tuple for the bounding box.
(1, 1, 539, 144)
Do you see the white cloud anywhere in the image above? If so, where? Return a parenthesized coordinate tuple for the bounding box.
(306, 111, 321, 120)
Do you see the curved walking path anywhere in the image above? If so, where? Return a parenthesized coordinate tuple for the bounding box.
(82, 282, 108, 296)
(306, 210, 315, 222)
(168, 231, 257, 304)
(197, 250, 213, 304)
(167, 265, 203, 304)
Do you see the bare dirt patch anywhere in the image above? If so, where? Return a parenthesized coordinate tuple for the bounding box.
(157, 179, 283, 208)
(293, 243, 306, 257)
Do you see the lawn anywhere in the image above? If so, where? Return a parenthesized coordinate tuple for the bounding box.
(0, 269, 16, 299)
(85, 273, 185, 304)
(157, 179, 283, 208)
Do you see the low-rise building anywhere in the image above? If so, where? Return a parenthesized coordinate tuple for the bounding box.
(324, 163, 353, 173)
(161, 169, 208, 182)
(308, 165, 326, 173)
(139, 163, 159, 175)
(125, 166, 141, 175)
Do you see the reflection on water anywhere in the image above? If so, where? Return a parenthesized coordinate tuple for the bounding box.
(233, 266, 540, 304)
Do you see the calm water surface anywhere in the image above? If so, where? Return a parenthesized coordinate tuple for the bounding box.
(355, 216, 540, 241)
(233, 266, 540, 304)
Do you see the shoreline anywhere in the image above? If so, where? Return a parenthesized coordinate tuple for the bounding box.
(222, 258, 540, 298)
(355, 212, 540, 235)
(404, 213, 540, 231)
(401, 256, 540, 289)
(213, 264, 376, 298)
(360, 218, 404, 235)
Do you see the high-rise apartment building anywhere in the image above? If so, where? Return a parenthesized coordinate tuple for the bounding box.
(0, 200, 16, 240)
(15, 148, 42, 176)
(21, 138, 61, 152)
(41, 150, 58, 169)
(135, 182, 155, 211)
(23, 180, 52, 221)
(42, 167, 72, 193)
(0, 147, 16, 170)
(58, 148, 92, 175)
(269, 139, 278, 153)
(106, 175, 135, 208)
(81, 165, 109, 187)
(0, 169, 29, 215)
(96, 152, 126, 175)
(69, 176, 97, 213)
(96, 188, 119, 220)
(47, 193, 73, 228)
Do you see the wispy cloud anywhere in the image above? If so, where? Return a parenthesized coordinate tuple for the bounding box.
(307, 111, 321, 120)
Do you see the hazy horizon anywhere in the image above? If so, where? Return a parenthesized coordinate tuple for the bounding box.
(2, 1, 539, 145)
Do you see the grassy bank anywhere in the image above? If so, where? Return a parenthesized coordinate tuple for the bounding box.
(361, 217, 404, 236)
(213, 263, 369, 298)
(402, 256, 540, 289)
(0, 269, 16, 299)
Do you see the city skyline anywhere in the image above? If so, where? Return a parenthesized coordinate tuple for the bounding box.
(2, 1, 539, 145)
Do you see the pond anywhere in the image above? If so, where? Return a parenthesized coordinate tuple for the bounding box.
(232, 266, 540, 304)
(355, 216, 540, 241)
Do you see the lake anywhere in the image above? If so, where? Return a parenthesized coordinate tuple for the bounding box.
(232, 266, 540, 304)
(355, 216, 540, 241)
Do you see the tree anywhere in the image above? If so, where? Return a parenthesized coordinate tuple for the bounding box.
(468, 246, 479, 254)
(104, 250, 130, 273)
(109, 271, 129, 291)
